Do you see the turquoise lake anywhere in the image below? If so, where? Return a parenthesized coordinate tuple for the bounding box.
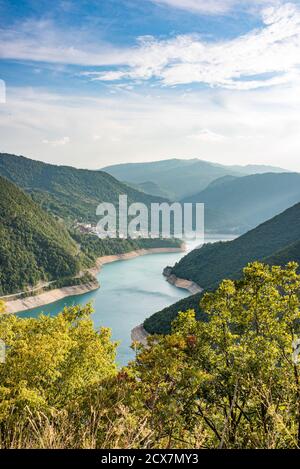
(19, 234, 234, 367)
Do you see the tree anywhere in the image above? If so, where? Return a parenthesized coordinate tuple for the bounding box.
(0, 303, 117, 447)
(2, 262, 300, 449)
(133, 262, 300, 448)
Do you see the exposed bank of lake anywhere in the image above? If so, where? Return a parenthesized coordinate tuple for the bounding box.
(12, 235, 235, 366)
(4, 247, 185, 314)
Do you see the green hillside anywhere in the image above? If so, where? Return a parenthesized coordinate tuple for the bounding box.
(71, 231, 183, 264)
(144, 202, 300, 334)
(172, 201, 300, 289)
(0, 153, 167, 224)
(0, 176, 83, 295)
(102, 158, 287, 200)
(0, 174, 182, 296)
(183, 172, 300, 233)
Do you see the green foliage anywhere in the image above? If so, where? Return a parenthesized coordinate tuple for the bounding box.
(0, 304, 117, 446)
(0, 176, 83, 295)
(0, 153, 167, 223)
(134, 262, 300, 448)
(44, 272, 97, 290)
(0, 158, 182, 295)
(144, 202, 300, 334)
(2, 262, 300, 448)
(143, 291, 205, 335)
(71, 231, 182, 263)
(0, 301, 5, 316)
(172, 201, 300, 290)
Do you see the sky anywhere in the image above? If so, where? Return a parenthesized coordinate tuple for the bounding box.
(0, 0, 300, 170)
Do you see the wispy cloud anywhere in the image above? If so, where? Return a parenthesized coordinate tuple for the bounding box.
(83, 3, 300, 90)
(188, 129, 226, 142)
(1, 4, 300, 90)
(43, 136, 70, 147)
(0, 19, 129, 66)
(150, 0, 278, 15)
(1, 84, 300, 170)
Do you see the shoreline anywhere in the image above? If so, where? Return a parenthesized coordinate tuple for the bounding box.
(162, 267, 203, 294)
(131, 324, 150, 346)
(4, 246, 185, 314)
(88, 246, 185, 276)
(131, 267, 203, 345)
(4, 281, 100, 314)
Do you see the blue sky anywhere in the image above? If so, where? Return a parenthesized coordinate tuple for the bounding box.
(0, 0, 300, 169)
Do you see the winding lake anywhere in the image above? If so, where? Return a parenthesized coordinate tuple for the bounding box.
(19, 234, 234, 366)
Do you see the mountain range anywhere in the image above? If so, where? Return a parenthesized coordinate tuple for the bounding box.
(183, 172, 300, 233)
(102, 158, 288, 200)
(0, 153, 167, 224)
(0, 154, 182, 295)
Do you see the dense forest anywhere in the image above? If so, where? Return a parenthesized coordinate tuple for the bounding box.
(0, 173, 182, 296)
(72, 232, 182, 263)
(171, 202, 300, 289)
(0, 176, 83, 295)
(1, 262, 300, 449)
(144, 202, 300, 334)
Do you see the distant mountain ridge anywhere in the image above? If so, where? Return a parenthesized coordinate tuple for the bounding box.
(182, 172, 300, 233)
(124, 180, 171, 199)
(102, 158, 289, 200)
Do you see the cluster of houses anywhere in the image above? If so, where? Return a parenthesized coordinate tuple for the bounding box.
(74, 221, 150, 239)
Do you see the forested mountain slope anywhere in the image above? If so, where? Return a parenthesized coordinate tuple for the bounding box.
(171, 201, 300, 290)
(0, 153, 167, 223)
(144, 202, 300, 334)
(0, 176, 82, 295)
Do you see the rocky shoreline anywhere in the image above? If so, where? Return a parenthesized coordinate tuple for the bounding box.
(4, 281, 100, 314)
(162, 266, 203, 294)
(131, 324, 150, 346)
(131, 266, 203, 345)
(4, 246, 185, 314)
(88, 246, 185, 277)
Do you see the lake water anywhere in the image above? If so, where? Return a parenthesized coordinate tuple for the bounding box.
(19, 234, 235, 366)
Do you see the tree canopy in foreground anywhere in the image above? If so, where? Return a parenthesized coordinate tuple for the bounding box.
(1, 262, 300, 449)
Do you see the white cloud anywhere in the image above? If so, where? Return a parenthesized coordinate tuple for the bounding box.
(85, 3, 300, 90)
(150, 0, 278, 15)
(43, 136, 70, 147)
(1, 4, 300, 91)
(188, 129, 226, 142)
(0, 19, 130, 66)
(1, 84, 300, 171)
(81, 71, 128, 81)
